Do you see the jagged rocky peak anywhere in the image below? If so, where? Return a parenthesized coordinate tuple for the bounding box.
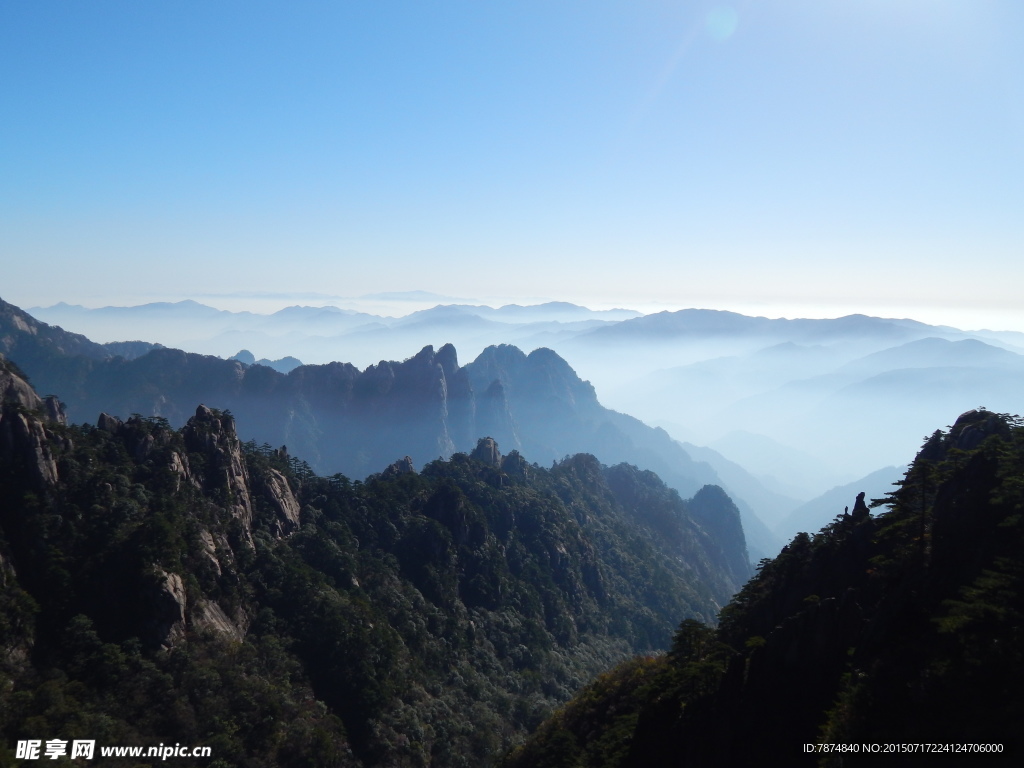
(174, 405, 300, 541)
(360, 344, 450, 397)
(186, 403, 240, 441)
(413, 344, 467, 397)
(686, 483, 751, 585)
(381, 455, 416, 478)
(41, 395, 66, 426)
(407, 344, 449, 378)
(524, 347, 599, 403)
(97, 411, 123, 433)
(476, 342, 529, 368)
(182, 405, 254, 537)
(948, 408, 1013, 451)
(464, 344, 528, 394)
(500, 449, 530, 479)
(465, 343, 598, 409)
(850, 490, 870, 521)
(471, 436, 502, 467)
(435, 342, 459, 377)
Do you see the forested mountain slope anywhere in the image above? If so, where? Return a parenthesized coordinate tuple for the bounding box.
(506, 409, 1024, 767)
(0, 357, 746, 766)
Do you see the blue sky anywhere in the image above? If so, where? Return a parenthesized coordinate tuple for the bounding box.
(2, 1, 1022, 328)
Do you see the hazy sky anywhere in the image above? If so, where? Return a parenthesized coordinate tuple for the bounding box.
(3, 1, 1022, 328)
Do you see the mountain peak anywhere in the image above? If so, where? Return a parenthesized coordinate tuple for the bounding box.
(948, 408, 1013, 451)
(470, 436, 502, 466)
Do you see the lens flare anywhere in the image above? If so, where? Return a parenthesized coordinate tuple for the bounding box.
(706, 6, 739, 41)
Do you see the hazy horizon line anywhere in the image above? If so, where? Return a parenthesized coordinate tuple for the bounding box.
(16, 291, 1024, 335)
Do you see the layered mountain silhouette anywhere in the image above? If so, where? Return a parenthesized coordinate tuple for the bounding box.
(27, 300, 641, 370)
(1, 295, 768, 562)
(27, 298, 1024, 521)
(590, 318, 1024, 497)
(573, 308, 986, 346)
(7, 291, 1020, 763)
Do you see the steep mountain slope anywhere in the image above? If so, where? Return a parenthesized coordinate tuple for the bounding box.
(0, 359, 747, 766)
(0, 299, 161, 369)
(506, 409, 1024, 767)
(0, 297, 753, 566)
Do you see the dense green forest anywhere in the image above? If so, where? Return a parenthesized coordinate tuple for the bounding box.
(0, 356, 745, 767)
(505, 409, 1024, 767)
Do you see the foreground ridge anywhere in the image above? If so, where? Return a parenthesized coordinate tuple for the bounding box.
(506, 408, 1024, 767)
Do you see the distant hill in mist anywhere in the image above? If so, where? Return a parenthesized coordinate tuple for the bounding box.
(582, 315, 1024, 497)
(27, 300, 642, 369)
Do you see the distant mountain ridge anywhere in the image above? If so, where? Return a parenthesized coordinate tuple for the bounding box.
(0, 296, 755, 567)
(591, 318, 1024, 495)
(0, 298, 162, 363)
(27, 300, 1024, 490)
(577, 308, 958, 344)
(20, 295, 1024, 557)
(26, 300, 641, 368)
(229, 349, 303, 373)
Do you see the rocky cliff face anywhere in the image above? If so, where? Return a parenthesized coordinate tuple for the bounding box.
(94, 404, 304, 555)
(0, 357, 66, 486)
(182, 404, 256, 534)
(1, 383, 303, 650)
(0, 378, 351, 764)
